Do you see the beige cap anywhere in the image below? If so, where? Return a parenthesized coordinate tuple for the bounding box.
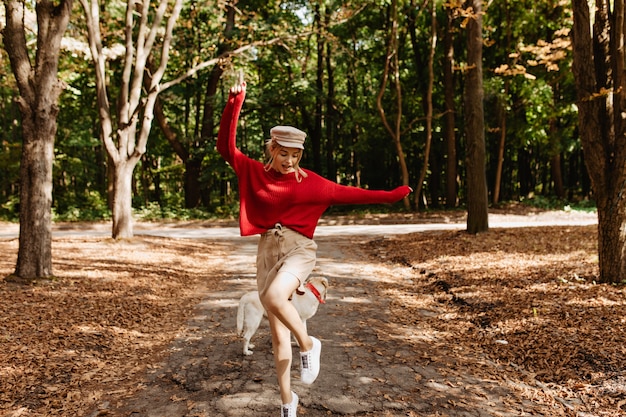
(270, 126, 306, 149)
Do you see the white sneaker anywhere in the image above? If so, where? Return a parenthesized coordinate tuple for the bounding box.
(281, 391, 298, 417)
(300, 337, 321, 384)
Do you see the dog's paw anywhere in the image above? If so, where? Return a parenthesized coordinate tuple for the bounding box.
(248, 343, 255, 349)
(243, 349, 254, 356)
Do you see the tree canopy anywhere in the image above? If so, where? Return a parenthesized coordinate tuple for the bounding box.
(0, 0, 583, 223)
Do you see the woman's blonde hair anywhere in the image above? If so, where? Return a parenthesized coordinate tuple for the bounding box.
(264, 139, 308, 183)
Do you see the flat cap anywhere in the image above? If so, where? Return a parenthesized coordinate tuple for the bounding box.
(270, 126, 306, 149)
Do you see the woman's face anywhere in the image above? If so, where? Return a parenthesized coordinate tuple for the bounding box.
(271, 146, 302, 174)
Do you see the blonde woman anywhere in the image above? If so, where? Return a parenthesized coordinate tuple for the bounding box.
(217, 79, 411, 417)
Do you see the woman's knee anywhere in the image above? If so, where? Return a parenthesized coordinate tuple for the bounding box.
(259, 288, 284, 312)
(260, 273, 298, 312)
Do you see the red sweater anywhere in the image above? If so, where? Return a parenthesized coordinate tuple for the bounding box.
(217, 89, 411, 238)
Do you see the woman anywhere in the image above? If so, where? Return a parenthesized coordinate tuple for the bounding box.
(217, 79, 411, 417)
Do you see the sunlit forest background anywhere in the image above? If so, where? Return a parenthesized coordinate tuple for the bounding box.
(0, 1, 590, 222)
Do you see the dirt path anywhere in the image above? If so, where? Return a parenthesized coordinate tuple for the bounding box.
(92, 234, 561, 417)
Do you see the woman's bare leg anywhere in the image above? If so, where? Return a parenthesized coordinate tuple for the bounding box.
(260, 272, 313, 351)
(267, 311, 296, 404)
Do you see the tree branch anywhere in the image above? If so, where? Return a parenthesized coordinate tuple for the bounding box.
(160, 33, 312, 91)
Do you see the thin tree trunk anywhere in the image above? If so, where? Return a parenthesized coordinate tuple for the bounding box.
(492, 101, 506, 204)
(414, 0, 436, 209)
(428, 146, 441, 208)
(347, 37, 362, 187)
(106, 152, 115, 211)
(153, 86, 189, 161)
(313, 2, 324, 174)
(325, 7, 337, 181)
(464, 0, 489, 233)
(493, 0, 512, 205)
(518, 148, 533, 197)
(443, 4, 458, 208)
(550, 153, 565, 198)
(547, 115, 565, 198)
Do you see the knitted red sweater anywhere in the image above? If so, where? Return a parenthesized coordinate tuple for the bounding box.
(217, 89, 411, 239)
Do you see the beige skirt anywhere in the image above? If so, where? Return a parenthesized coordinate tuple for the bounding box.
(256, 224, 317, 295)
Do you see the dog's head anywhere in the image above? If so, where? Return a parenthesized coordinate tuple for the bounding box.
(305, 276, 329, 303)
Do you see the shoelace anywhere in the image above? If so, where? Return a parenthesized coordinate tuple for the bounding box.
(301, 351, 310, 369)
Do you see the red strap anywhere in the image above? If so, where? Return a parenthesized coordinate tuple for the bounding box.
(305, 282, 325, 304)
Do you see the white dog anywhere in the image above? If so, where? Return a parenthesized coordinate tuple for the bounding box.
(236, 276, 329, 356)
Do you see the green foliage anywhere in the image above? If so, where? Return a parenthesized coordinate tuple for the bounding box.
(0, 0, 590, 221)
(519, 195, 597, 213)
(52, 191, 111, 222)
(0, 195, 19, 221)
(0, 45, 22, 221)
(134, 202, 238, 222)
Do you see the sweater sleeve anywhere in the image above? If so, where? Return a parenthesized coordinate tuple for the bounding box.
(217, 89, 246, 166)
(327, 182, 411, 205)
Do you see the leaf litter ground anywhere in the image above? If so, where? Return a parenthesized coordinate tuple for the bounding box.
(0, 211, 624, 416)
(361, 224, 625, 416)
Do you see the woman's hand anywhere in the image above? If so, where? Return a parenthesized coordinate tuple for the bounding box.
(230, 81, 246, 95)
(395, 185, 413, 199)
(230, 70, 247, 95)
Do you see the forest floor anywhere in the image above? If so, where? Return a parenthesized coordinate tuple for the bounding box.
(0, 205, 625, 417)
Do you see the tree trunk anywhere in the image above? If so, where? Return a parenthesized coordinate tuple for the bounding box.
(550, 152, 564, 199)
(325, 26, 337, 181)
(492, 99, 506, 204)
(414, 0, 436, 209)
(443, 4, 458, 208)
(347, 39, 362, 186)
(313, 2, 324, 174)
(596, 205, 626, 283)
(518, 148, 533, 197)
(111, 160, 136, 239)
(428, 145, 441, 208)
(15, 120, 55, 278)
(464, 0, 489, 233)
(4, 0, 73, 279)
(107, 152, 115, 211)
(493, 0, 512, 205)
(185, 159, 203, 208)
(571, 0, 626, 283)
